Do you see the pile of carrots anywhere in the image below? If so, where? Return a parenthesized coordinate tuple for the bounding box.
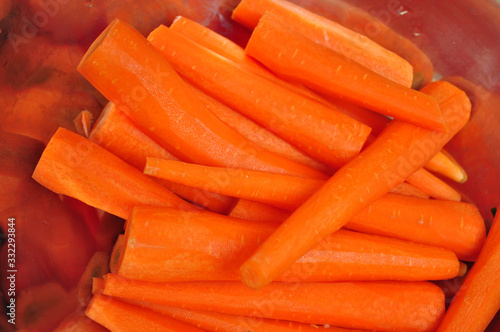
(30, 0, 500, 331)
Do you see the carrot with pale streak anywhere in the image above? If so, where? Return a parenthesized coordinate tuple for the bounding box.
(232, 0, 414, 87)
(437, 205, 500, 332)
(239, 81, 471, 290)
(147, 24, 372, 169)
(188, 84, 331, 174)
(77, 19, 326, 180)
(407, 168, 461, 201)
(89, 103, 234, 214)
(117, 206, 460, 282)
(245, 12, 446, 132)
(86, 294, 205, 332)
(32, 128, 194, 219)
(101, 274, 445, 332)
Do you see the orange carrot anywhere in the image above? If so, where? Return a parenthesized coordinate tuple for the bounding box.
(143, 159, 484, 260)
(89, 102, 235, 214)
(125, 301, 363, 332)
(74, 110, 94, 138)
(147, 25, 372, 169)
(287, 0, 434, 88)
(102, 274, 445, 332)
(232, 0, 413, 87)
(436, 205, 500, 332)
(32, 127, 194, 219)
(425, 149, 467, 183)
(77, 19, 325, 180)
(229, 199, 289, 225)
(407, 168, 461, 201)
(187, 84, 332, 174)
(117, 206, 460, 282)
(110, 234, 124, 274)
(86, 294, 205, 332)
(239, 81, 471, 290)
(390, 182, 430, 199)
(245, 12, 446, 132)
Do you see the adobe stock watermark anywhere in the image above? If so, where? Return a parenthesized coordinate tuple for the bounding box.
(5, 217, 16, 325)
(8, 0, 71, 53)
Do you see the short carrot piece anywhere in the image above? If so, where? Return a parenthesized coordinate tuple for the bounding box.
(101, 274, 445, 332)
(187, 83, 332, 174)
(407, 168, 462, 201)
(239, 81, 471, 290)
(245, 12, 446, 132)
(436, 205, 500, 332)
(425, 149, 468, 183)
(124, 301, 363, 332)
(117, 206, 460, 282)
(77, 19, 325, 180)
(147, 24, 372, 169)
(85, 294, 205, 332)
(32, 128, 194, 219)
(89, 103, 235, 214)
(232, 0, 414, 87)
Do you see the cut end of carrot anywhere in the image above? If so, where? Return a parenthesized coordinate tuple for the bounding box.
(240, 259, 268, 290)
(458, 262, 468, 277)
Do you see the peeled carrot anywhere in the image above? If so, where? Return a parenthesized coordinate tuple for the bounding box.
(89, 102, 235, 214)
(390, 182, 430, 199)
(124, 301, 362, 332)
(32, 128, 194, 219)
(436, 205, 500, 332)
(77, 19, 325, 180)
(86, 294, 205, 332)
(232, 0, 413, 88)
(425, 149, 468, 183)
(147, 25, 372, 169)
(229, 199, 289, 225)
(287, 0, 434, 88)
(239, 81, 471, 290)
(245, 12, 446, 132)
(407, 168, 462, 201)
(187, 84, 332, 174)
(102, 274, 445, 332)
(117, 206, 460, 282)
(144, 159, 484, 260)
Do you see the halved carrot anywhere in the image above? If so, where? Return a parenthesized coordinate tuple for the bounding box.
(89, 102, 235, 214)
(239, 81, 471, 290)
(287, 0, 434, 88)
(245, 12, 446, 132)
(436, 205, 500, 332)
(232, 0, 414, 87)
(187, 83, 332, 174)
(144, 159, 484, 260)
(86, 294, 205, 332)
(117, 206, 460, 282)
(77, 19, 325, 180)
(124, 301, 363, 332)
(32, 127, 194, 219)
(101, 274, 445, 332)
(147, 24, 372, 169)
(407, 168, 461, 201)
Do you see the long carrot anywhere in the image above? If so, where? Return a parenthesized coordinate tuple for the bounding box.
(89, 102, 235, 214)
(85, 294, 205, 332)
(245, 12, 446, 132)
(232, 0, 413, 88)
(407, 168, 461, 201)
(187, 83, 332, 174)
(144, 159, 484, 260)
(31, 128, 194, 219)
(239, 81, 471, 290)
(147, 25, 372, 169)
(288, 0, 434, 89)
(117, 206, 460, 283)
(436, 205, 500, 332)
(123, 301, 363, 332)
(102, 274, 445, 332)
(77, 19, 326, 180)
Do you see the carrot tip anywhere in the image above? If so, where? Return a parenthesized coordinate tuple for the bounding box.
(458, 262, 468, 277)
